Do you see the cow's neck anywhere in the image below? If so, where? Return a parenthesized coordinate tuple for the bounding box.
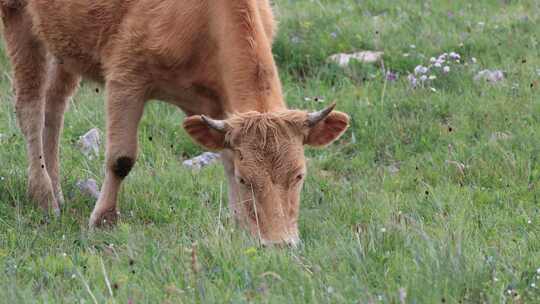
(213, 0, 286, 114)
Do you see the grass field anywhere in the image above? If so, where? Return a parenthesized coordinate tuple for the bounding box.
(1, 0, 540, 303)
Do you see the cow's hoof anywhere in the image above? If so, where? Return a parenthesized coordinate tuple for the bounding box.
(89, 207, 119, 229)
(54, 187, 65, 207)
(28, 174, 60, 214)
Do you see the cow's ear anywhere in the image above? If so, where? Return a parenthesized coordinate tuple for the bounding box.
(183, 116, 227, 150)
(304, 111, 349, 147)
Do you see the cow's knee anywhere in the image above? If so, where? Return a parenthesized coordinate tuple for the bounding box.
(111, 156, 134, 179)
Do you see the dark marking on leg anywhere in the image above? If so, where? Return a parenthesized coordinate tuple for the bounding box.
(112, 156, 134, 179)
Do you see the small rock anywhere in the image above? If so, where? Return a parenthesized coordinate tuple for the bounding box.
(183, 152, 221, 170)
(328, 51, 383, 67)
(399, 287, 407, 304)
(76, 179, 100, 199)
(290, 35, 301, 44)
(387, 164, 400, 174)
(474, 69, 504, 83)
(77, 128, 101, 159)
(490, 131, 512, 142)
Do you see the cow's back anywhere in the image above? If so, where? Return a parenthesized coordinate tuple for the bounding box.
(25, 0, 213, 82)
(27, 0, 132, 80)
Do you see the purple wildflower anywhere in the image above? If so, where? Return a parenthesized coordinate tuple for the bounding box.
(449, 52, 461, 60)
(414, 65, 429, 75)
(386, 71, 398, 82)
(407, 74, 418, 88)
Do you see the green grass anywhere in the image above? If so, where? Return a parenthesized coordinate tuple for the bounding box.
(1, 0, 540, 302)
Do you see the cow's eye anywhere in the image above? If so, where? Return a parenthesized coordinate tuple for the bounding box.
(295, 174, 304, 183)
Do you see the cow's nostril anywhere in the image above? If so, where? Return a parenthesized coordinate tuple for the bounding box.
(285, 237, 301, 248)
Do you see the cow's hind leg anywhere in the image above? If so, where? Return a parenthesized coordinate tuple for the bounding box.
(2, 6, 59, 213)
(89, 81, 145, 227)
(43, 62, 81, 206)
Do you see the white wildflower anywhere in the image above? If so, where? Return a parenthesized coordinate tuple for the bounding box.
(429, 75, 437, 80)
(410, 44, 416, 49)
(183, 152, 221, 170)
(420, 75, 428, 82)
(472, 57, 477, 63)
(443, 66, 450, 73)
(380, 227, 386, 233)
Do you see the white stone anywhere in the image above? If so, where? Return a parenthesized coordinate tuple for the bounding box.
(77, 128, 101, 159)
(474, 69, 505, 83)
(183, 152, 221, 170)
(76, 178, 100, 199)
(328, 51, 384, 67)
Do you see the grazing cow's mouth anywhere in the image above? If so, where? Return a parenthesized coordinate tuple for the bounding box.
(261, 236, 301, 248)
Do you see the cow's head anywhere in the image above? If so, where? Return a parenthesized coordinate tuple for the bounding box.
(183, 103, 349, 246)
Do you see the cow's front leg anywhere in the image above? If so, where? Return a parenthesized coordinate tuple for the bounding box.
(89, 82, 145, 228)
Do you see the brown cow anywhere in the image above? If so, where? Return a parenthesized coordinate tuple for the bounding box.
(0, 0, 349, 246)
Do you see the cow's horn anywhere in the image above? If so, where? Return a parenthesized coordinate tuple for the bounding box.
(307, 101, 336, 127)
(201, 115, 228, 132)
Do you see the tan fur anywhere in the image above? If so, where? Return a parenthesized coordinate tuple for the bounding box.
(1, 0, 349, 244)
